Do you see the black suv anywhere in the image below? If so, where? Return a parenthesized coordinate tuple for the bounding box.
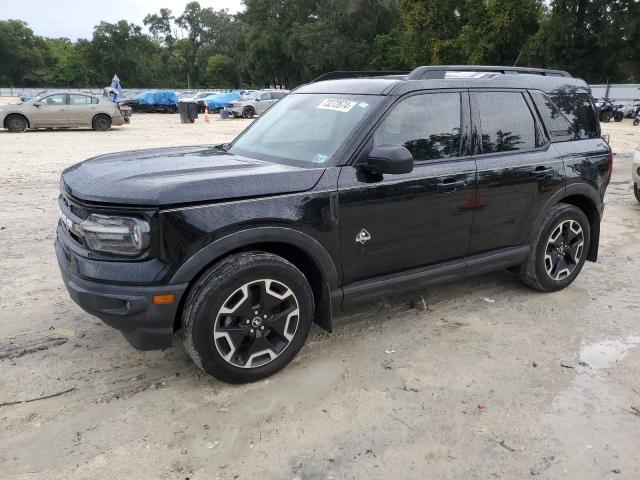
(55, 66, 612, 383)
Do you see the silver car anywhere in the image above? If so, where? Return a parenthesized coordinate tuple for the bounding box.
(0, 93, 128, 132)
(228, 90, 289, 118)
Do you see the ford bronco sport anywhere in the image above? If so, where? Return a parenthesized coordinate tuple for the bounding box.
(55, 66, 612, 383)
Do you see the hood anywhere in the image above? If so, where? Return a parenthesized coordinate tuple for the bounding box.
(61, 145, 325, 207)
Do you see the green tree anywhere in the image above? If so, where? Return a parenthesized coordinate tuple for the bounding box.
(206, 54, 238, 87)
(0, 20, 50, 85)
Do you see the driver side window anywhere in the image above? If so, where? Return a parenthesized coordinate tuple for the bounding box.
(373, 93, 462, 162)
(43, 94, 67, 106)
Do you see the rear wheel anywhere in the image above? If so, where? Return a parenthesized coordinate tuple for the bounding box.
(520, 204, 590, 292)
(614, 111, 624, 122)
(181, 252, 314, 383)
(634, 118, 640, 126)
(242, 106, 255, 119)
(92, 114, 111, 131)
(5, 114, 28, 132)
(634, 183, 640, 202)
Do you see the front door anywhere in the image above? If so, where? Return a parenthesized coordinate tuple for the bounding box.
(31, 94, 68, 127)
(255, 92, 274, 114)
(338, 91, 476, 286)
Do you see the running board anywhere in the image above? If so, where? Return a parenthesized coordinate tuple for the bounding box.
(342, 245, 529, 307)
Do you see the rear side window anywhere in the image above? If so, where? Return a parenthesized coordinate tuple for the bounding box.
(529, 90, 574, 142)
(70, 94, 93, 105)
(547, 93, 599, 139)
(373, 93, 462, 161)
(476, 92, 537, 153)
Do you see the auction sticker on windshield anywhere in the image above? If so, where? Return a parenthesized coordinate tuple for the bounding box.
(317, 98, 358, 113)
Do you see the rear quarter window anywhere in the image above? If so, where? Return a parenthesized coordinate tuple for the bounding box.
(529, 91, 574, 142)
(546, 92, 599, 140)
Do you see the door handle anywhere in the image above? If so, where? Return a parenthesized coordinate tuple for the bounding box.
(436, 178, 466, 192)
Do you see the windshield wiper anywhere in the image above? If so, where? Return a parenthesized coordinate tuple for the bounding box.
(214, 143, 231, 152)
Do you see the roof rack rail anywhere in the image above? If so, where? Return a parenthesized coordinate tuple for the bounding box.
(407, 65, 572, 80)
(311, 71, 410, 83)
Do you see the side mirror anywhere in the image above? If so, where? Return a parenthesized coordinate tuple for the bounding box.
(360, 145, 414, 175)
(34, 101, 42, 107)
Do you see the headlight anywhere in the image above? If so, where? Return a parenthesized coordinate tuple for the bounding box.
(80, 214, 150, 256)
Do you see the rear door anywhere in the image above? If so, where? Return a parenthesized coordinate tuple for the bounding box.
(467, 90, 565, 254)
(338, 90, 476, 285)
(68, 94, 98, 126)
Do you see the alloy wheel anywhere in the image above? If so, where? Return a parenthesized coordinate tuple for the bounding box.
(544, 219, 584, 281)
(213, 279, 300, 368)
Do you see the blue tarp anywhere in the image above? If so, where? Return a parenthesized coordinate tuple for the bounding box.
(204, 91, 243, 110)
(138, 90, 178, 106)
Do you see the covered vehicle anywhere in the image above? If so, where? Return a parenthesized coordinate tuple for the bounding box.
(204, 91, 250, 112)
(121, 90, 178, 113)
(1, 92, 128, 132)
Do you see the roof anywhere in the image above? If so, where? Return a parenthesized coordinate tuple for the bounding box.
(295, 66, 590, 96)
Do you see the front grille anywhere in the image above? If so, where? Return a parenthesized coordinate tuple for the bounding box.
(61, 194, 90, 220)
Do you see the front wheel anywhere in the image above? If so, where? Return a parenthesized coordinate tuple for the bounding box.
(242, 106, 255, 119)
(181, 252, 314, 383)
(614, 111, 624, 122)
(634, 118, 640, 126)
(5, 114, 28, 132)
(520, 204, 590, 292)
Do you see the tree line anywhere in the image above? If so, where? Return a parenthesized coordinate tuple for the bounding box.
(0, 0, 638, 89)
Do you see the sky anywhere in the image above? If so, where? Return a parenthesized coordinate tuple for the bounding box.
(0, 0, 244, 40)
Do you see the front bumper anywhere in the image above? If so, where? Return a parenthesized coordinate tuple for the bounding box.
(632, 151, 640, 184)
(55, 229, 188, 350)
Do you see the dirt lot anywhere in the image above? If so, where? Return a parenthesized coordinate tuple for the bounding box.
(1, 104, 639, 480)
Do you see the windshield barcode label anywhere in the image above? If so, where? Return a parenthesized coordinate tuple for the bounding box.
(317, 98, 358, 113)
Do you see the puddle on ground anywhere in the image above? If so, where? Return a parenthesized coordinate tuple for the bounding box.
(580, 336, 640, 370)
(540, 336, 640, 478)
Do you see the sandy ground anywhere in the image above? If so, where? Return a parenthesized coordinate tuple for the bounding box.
(0, 104, 639, 480)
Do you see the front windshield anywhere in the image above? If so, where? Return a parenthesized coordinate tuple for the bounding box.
(230, 93, 381, 166)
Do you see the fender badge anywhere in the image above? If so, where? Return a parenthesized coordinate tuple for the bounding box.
(356, 229, 371, 245)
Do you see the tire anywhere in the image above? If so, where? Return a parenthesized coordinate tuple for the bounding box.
(634, 119, 640, 126)
(92, 114, 112, 131)
(181, 252, 314, 383)
(519, 204, 590, 292)
(242, 106, 255, 119)
(614, 111, 624, 122)
(600, 112, 612, 123)
(634, 183, 640, 202)
(5, 114, 28, 132)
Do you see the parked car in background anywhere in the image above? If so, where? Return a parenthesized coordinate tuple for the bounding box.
(179, 91, 217, 112)
(1, 92, 128, 132)
(121, 90, 179, 113)
(204, 90, 254, 112)
(227, 89, 289, 118)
